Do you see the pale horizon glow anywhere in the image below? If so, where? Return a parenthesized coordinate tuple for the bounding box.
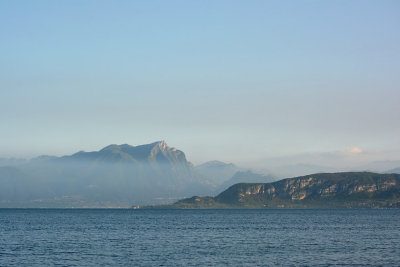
(1, 0, 399, 169)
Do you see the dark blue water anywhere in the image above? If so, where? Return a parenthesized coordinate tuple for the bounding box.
(0, 209, 399, 266)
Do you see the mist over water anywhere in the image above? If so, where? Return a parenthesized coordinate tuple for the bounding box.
(1, 1, 399, 265)
(0, 141, 211, 207)
(0, 157, 209, 207)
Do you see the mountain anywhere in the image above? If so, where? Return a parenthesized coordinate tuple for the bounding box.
(0, 166, 33, 200)
(216, 170, 276, 193)
(0, 157, 28, 167)
(162, 172, 400, 208)
(268, 163, 337, 179)
(359, 160, 400, 173)
(385, 167, 400, 174)
(195, 160, 240, 186)
(0, 141, 212, 207)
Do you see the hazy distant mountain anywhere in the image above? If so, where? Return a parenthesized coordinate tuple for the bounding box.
(269, 163, 337, 179)
(0, 141, 212, 207)
(0, 158, 27, 167)
(358, 160, 400, 173)
(165, 172, 400, 209)
(0, 166, 32, 200)
(385, 167, 400, 174)
(217, 170, 276, 193)
(195, 160, 240, 186)
(267, 161, 400, 180)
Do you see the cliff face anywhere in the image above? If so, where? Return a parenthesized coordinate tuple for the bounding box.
(172, 172, 400, 208)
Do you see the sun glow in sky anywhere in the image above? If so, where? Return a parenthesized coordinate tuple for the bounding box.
(1, 0, 399, 166)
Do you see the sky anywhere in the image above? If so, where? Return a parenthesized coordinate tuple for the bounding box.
(1, 0, 399, 167)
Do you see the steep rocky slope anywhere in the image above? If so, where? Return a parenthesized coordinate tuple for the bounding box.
(168, 172, 400, 208)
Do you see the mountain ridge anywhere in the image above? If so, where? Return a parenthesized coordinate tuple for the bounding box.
(0, 141, 209, 207)
(194, 160, 241, 186)
(154, 172, 400, 209)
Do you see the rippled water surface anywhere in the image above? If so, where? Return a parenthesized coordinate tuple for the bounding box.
(0, 209, 399, 266)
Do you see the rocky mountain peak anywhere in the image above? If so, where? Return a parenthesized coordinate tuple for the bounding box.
(157, 140, 168, 150)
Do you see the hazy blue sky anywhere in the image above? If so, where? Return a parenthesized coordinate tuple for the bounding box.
(1, 0, 399, 166)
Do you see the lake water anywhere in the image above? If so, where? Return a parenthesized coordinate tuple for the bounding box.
(0, 209, 399, 266)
